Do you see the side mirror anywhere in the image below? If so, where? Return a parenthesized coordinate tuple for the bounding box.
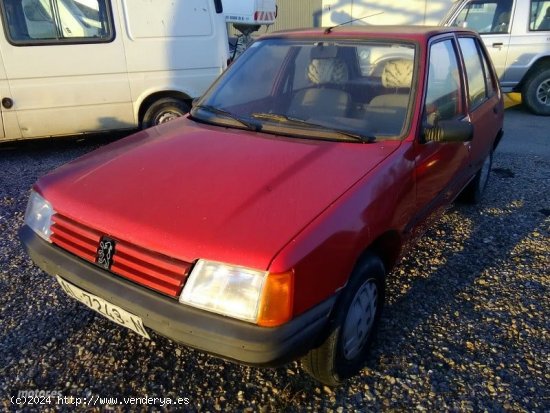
(423, 119, 473, 143)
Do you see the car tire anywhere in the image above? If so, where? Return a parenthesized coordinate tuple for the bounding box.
(141, 98, 190, 129)
(459, 149, 493, 204)
(522, 67, 550, 116)
(301, 253, 385, 386)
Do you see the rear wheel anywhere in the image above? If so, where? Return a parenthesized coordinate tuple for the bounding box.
(459, 150, 493, 204)
(141, 98, 190, 129)
(301, 254, 385, 386)
(522, 68, 550, 116)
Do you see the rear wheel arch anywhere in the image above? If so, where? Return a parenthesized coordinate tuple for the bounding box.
(521, 62, 550, 115)
(138, 91, 193, 129)
(517, 56, 550, 91)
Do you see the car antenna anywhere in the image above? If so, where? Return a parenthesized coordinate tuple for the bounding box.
(324, 12, 384, 34)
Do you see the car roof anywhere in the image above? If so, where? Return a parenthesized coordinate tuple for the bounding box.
(260, 25, 476, 43)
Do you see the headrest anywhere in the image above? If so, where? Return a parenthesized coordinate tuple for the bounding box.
(497, 11, 510, 24)
(381, 59, 413, 89)
(307, 58, 349, 85)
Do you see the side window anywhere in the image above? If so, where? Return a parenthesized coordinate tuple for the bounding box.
(1, 0, 114, 45)
(452, 0, 513, 34)
(530, 0, 550, 31)
(458, 37, 489, 108)
(424, 39, 463, 124)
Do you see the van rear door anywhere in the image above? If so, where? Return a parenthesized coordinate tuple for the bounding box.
(0, 50, 6, 139)
(0, 47, 22, 140)
(0, 0, 133, 139)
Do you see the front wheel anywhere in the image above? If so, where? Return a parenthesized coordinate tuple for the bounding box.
(301, 254, 385, 386)
(141, 98, 190, 129)
(522, 68, 550, 116)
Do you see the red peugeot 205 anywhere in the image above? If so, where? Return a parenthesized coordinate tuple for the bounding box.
(21, 26, 503, 385)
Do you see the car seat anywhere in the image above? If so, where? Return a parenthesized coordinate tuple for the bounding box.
(494, 11, 510, 33)
(538, 6, 550, 31)
(365, 59, 413, 135)
(288, 57, 351, 120)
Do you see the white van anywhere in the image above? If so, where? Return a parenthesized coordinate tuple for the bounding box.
(0, 0, 275, 142)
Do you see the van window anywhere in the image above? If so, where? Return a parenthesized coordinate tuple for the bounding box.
(530, 0, 550, 31)
(451, 0, 513, 34)
(1, 0, 113, 44)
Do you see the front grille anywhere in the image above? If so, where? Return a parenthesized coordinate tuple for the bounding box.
(50, 214, 190, 297)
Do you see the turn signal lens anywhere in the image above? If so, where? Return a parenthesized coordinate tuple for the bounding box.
(257, 271, 294, 327)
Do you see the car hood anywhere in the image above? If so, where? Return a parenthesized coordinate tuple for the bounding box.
(38, 118, 400, 270)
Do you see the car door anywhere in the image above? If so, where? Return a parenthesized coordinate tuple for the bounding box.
(0, 0, 133, 140)
(457, 35, 503, 172)
(447, 0, 514, 81)
(413, 36, 471, 233)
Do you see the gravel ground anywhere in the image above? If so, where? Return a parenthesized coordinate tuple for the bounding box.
(0, 129, 548, 412)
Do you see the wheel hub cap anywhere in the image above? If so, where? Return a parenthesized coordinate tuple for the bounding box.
(342, 279, 378, 360)
(156, 111, 181, 124)
(536, 79, 550, 107)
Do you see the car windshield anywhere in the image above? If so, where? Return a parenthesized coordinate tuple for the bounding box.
(191, 38, 416, 142)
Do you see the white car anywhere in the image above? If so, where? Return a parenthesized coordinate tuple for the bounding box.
(442, 0, 550, 115)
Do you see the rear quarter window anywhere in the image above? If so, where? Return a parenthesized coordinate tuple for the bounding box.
(458, 37, 490, 109)
(530, 0, 550, 31)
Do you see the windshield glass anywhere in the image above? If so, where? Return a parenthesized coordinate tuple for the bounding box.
(192, 38, 416, 141)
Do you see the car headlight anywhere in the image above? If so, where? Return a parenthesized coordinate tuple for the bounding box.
(24, 191, 55, 242)
(179, 260, 293, 327)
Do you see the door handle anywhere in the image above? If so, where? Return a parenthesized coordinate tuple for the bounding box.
(493, 105, 499, 114)
(492, 42, 504, 48)
(1, 97, 13, 109)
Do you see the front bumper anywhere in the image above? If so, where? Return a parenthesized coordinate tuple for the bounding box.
(20, 225, 334, 366)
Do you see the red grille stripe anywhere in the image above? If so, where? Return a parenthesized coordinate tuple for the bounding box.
(50, 213, 190, 298)
(110, 263, 182, 296)
(50, 235, 97, 262)
(51, 215, 101, 242)
(114, 242, 190, 275)
(112, 253, 184, 287)
(50, 225, 97, 253)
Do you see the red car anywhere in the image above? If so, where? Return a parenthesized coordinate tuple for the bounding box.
(21, 26, 503, 385)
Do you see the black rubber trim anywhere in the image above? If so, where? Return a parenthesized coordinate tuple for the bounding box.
(19, 225, 334, 366)
(494, 129, 504, 150)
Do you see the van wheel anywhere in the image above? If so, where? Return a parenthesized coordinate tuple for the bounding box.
(522, 68, 550, 116)
(141, 98, 190, 129)
(459, 150, 493, 204)
(301, 254, 385, 386)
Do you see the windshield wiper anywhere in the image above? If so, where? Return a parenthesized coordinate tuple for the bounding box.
(251, 112, 375, 143)
(193, 105, 260, 131)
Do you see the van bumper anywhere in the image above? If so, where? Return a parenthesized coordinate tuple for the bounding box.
(19, 225, 334, 366)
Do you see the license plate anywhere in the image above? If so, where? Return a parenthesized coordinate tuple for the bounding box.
(56, 276, 150, 339)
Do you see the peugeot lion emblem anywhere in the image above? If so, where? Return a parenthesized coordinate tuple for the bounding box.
(96, 237, 116, 270)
